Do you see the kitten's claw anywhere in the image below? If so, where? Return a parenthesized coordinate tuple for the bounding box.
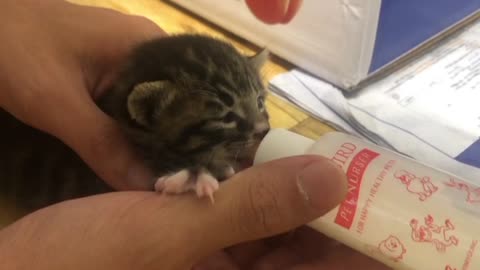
(154, 170, 193, 194)
(195, 172, 219, 203)
(154, 169, 219, 202)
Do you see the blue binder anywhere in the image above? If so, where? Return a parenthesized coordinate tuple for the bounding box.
(370, 0, 480, 73)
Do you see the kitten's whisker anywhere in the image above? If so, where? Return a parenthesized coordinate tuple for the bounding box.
(234, 149, 241, 163)
(206, 150, 215, 168)
(233, 141, 250, 163)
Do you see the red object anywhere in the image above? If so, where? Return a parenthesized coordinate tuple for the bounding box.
(245, 0, 303, 24)
(334, 148, 380, 229)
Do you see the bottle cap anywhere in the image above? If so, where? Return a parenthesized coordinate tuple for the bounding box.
(254, 128, 315, 164)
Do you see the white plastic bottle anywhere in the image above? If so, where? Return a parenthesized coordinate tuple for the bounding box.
(254, 128, 480, 270)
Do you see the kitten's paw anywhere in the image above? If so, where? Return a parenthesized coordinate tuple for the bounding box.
(154, 169, 193, 194)
(154, 169, 220, 203)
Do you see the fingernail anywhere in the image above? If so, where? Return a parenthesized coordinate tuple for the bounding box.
(296, 160, 347, 211)
(127, 163, 155, 190)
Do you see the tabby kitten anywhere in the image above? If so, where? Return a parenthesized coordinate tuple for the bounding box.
(0, 34, 270, 212)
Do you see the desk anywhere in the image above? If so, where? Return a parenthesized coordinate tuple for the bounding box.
(0, 0, 335, 227)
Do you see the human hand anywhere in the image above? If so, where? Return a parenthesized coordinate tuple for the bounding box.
(0, 156, 384, 270)
(195, 227, 390, 270)
(246, 0, 303, 24)
(0, 0, 165, 191)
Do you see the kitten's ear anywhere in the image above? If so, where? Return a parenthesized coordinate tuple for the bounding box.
(249, 48, 269, 70)
(127, 80, 176, 126)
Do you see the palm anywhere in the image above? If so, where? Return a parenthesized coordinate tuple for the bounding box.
(194, 227, 390, 270)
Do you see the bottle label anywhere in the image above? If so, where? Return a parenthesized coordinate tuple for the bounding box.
(309, 140, 480, 270)
(334, 148, 380, 229)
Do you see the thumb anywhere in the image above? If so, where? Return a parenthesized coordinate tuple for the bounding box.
(192, 155, 347, 255)
(46, 89, 154, 191)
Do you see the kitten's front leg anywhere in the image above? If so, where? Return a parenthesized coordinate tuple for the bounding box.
(154, 164, 235, 203)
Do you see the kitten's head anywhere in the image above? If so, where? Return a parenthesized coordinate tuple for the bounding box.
(122, 35, 270, 174)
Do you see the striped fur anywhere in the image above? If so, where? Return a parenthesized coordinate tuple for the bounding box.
(0, 34, 270, 212)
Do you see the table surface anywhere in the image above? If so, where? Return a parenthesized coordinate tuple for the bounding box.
(0, 0, 335, 227)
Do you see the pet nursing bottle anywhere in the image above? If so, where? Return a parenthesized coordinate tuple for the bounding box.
(254, 128, 480, 270)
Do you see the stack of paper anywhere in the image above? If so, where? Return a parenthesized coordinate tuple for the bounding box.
(270, 19, 480, 181)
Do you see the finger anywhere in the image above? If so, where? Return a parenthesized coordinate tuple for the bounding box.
(284, 226, 339, 259)
(43, 84, 154, 191)
(239, 227, 330, 270)
(227, 241, 270, 268)
(193, 251, 240, 270)
(285, 228, 389, 270)
(289, 246, 390, 270)
(74, 6, 167, 99)
(251, 246, 302, 270)
(193, 156, 347, 254)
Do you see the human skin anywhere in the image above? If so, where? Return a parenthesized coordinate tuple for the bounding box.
(0, 0, 162, 191)
(0, 156, 356, 270)
(0, 1, 389, 269)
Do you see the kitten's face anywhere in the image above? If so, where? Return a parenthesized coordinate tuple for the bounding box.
(124, 35, 270, 176)
(163, 74, 270, 170)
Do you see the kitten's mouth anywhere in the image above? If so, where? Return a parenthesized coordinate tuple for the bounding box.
(239, 158, 254, 170)
(234, 140, 262, 171)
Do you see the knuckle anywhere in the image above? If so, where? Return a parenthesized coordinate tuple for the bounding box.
(82, 120, 126, 182)
(129, 15, 164, 36)
(233, 177, 283, 236)
(87, 120, 121, 158)
(253, 261, 277, 270)
(4, 83, 42, 121)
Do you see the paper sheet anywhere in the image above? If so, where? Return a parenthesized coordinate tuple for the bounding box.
(270, 20, 480, 182)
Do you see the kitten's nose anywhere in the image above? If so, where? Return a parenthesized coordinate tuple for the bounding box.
(253, 122, 270, 139)
(254, 129, 269, 139)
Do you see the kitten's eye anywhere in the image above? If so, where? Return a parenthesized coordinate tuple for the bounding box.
(257, 96, 265, 111)
(223, 112, 237, 123)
